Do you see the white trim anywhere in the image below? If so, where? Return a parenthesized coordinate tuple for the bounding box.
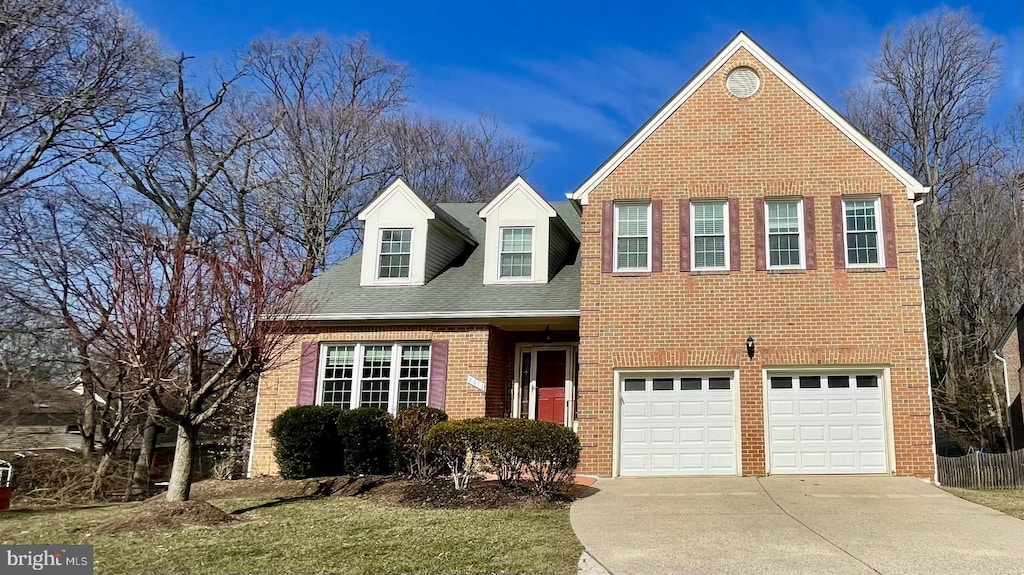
(914, 197, 939, 482)
(374, 227, 415, 284)
(569, 33, 926, 204)
(691, 200, 730, 271)
(316, 342, 431, 414)
(613, 201, 652, 272)
(246, 376, 261, 478)
(764, 198, 806, 271)
(264, 309, 582, 321)
(511, 343, 577, 427)
(358, 178, 434, 221)
(497, 226, 536, 282)
(842, 196, 885, 269)
(478, 176, 556, 219)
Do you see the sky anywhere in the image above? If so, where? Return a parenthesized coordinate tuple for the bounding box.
(128, 0, 1023, 200)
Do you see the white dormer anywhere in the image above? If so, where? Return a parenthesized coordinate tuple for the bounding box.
(479, 177, 563, 285)
(358, 178, 472, 287)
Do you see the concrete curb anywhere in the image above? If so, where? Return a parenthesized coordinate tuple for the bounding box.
(577, 551, 612, 575)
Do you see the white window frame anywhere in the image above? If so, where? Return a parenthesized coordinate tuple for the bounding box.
(376, 228, 414, 283)
(691, 200, 730, 271)
(316, 342, 431, 414)
(842, 197, 884, 268)
(765, 199, 805, 270)
(613, 202, 652, 272)
(497, 226, 535, 281)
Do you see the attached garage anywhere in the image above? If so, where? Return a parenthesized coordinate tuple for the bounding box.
(766, 372, 889, 474)
(618, 373, 738, 476)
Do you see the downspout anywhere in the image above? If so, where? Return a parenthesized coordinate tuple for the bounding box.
(914, 192, 940, 485)
(992, 349, 1015, 451)
(245, 378, 262, 478)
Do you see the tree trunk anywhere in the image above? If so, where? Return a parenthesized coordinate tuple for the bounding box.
(130, 409, 159, 497)
(166, 423, 197, 502)
(987, 367, 1009, 451)
(80, 370, 96, 457)
(89, 452, 113, 499)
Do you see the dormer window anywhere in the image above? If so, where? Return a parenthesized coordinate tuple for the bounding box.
(378, 229, 412, 280)
(499, 227, 534, 279)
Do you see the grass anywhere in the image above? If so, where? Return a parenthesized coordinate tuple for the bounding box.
(0, 496, 583, 574)
(942, 487, 1024, 519)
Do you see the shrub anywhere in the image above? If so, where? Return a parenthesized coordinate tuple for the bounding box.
(476, 419, 532, 486)
(425, 418, 487, 489)
(392, 406, 448, 478)
(269, 405, 344, 479)
(337, 408, 394, 474)
(519, 420, 581, 495)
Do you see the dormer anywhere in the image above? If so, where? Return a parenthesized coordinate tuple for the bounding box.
(358, 178, 474, 287)
(479, 176, 575, 285)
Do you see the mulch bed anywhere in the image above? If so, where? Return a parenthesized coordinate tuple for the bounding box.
(95, 499, 238, 535)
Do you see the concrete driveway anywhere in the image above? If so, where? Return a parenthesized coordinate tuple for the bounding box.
(570, 476, 1023, 575)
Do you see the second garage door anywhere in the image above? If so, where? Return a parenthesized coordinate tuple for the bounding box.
(619, 373, 736, 476)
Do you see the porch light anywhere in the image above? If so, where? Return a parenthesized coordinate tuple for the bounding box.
(746, 336, 755, 359)
(544, 325, 552, 343)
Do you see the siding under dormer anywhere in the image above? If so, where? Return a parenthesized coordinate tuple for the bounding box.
(425, 220, 469, 283)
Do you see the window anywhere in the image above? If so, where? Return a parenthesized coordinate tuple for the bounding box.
(766, 200, 803, 268)
(623, 378, 646, 391)
(799, 376, 821, 389)
(614, 203, 651, 271)
(770, 377, 793, 389)
(827, 376, 850, 388)
(378, 229, 412, 279)
(708, 377, 731, 390)
(499, 227, 534, 279)
(680, 378, 703, 391)
(319, 343, 431, 413)
(856, 375, 879, 388)
(843, 198, 882, 266)
(652, 378, 674, 391)
(692, 201, 728, 270)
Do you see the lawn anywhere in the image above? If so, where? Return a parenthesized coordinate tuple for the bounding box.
(942, 487, 1024, 520)
(0, 495, 583, 574)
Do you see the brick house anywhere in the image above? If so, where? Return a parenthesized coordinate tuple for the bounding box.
(247, 32, 937, 480)
(995, 305, 1024, 450)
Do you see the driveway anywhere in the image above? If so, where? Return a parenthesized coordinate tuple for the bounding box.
(570, 476, 1023, 575)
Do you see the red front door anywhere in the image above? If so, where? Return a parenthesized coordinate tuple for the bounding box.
(535, 350, 567, 424)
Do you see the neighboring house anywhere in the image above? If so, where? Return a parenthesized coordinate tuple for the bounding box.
(995, 305, 1024, 450)
(0, 384, 101, 453)
(248, 32, 936, 479)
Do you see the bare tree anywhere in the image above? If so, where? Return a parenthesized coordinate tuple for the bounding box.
(0, 0, 160, 200)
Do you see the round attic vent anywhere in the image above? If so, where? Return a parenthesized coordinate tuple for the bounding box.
(726, 67, 760, 98)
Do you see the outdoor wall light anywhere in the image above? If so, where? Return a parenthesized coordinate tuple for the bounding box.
(746, 336, 755, 359)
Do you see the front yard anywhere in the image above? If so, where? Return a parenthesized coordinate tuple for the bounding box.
(942, 487, 1024, 519)
(0, 491, 583, 574)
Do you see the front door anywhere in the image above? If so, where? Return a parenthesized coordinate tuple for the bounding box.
(536, 350, 567, 424)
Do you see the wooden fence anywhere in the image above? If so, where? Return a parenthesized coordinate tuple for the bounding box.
(937, 449, 1024, 489)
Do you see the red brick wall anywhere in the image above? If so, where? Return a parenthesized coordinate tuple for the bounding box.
(577, 48, 934, 478)
(1002, 322, 1023, 449)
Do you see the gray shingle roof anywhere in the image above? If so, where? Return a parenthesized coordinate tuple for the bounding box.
(290, 202, 581, 319)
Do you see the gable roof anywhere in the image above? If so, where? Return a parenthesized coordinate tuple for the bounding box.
(281, 202, 581, 321)
(478, 176, 557, 218)
(569, 32, 928, 204)
(359, 178, 476, 245)
(996, 304, 1024, 351)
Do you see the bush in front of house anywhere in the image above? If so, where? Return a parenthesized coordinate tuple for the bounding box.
(337, 407, 394, 475)
(269, 405, 345, 479)
(392, 406, 448, 479)
(425, 418, 488, 490)
(476, 418, 533, 486)
(517, 420, 582, 495)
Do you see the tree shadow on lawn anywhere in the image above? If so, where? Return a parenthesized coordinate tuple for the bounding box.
(228, 475, 385, 515)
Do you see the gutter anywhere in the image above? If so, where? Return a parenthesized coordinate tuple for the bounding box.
(914, 192, 940, 485)
(261, 309, 582, 322)
(992, 349, 1015, 451)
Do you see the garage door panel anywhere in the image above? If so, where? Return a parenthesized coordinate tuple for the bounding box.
(650, 402, 676, 417)
(677, 453, 707, 472)
(678, 401, 704, 416)
(706, 400, 733, 417)
(707, 426, 733, 443)
(707, 453, 735, 471)
(770, 400, 796, 415)
(858, 425, 884, 441)
(678, 427, 704, 443)
(650, 427, 676, 444)
(621, 403, 648, 418)
(798, 399, 825, 415)
(772, 425, 797, 442)
(856, 398, 883, 415)
(621, 428, 647, 445)
(651, 454, 678, 471)
(800, 452, 827, 469)
(829, 425, 855, 442)
(800, 425, 826, 442)
(827, 399, 854, 415)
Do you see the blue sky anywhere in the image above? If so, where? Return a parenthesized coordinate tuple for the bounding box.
(129, 0, 1022, 200)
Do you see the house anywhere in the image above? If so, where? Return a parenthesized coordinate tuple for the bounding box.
(995, 305, 1024, 450)
(247, 32, 936, 479)
(0, 384, 99, 453)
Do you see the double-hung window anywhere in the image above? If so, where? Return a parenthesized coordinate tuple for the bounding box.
(319, 343, 431, 413)
(614, 202, 651, 271)
(843, 198, 882, 267)
(692, 201, 729, 270)
(378, 229, 412, 279)
(499, 226, 534, 279)
(766, 200, 804, 269)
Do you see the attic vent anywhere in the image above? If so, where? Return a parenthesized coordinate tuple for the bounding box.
(726, 67, 760, 98)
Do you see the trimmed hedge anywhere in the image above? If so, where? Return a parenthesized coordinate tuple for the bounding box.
(425, 418, 487, 489)
(268, 405, 344, 479)
(392, 406, 448, 478)
(337, 408, 394, 475)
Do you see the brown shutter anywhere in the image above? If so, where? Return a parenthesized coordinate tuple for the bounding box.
(881, 195, 897, 268)
(679, 199, 691, 272)
(729, 197, 740, 271)
(831, 196, 845, 269)
(428, 340, 449, 410)
(296, 341, 319, 406)
(754, 198, 766, 271)
(601, 201, 613, 273)
(804, 196, 817, 270)
(651, 200, 663, 273)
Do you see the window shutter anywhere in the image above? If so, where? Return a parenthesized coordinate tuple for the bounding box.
(601, 201, 613, 273)
(754, 198, 766, 271)
(296, 341, 319, 406)
(729, 197, 740, 271)
(882, 195, 897, 268)
(428, 340, 449, 410)
(831, 196, 845, 269)
(679, 199, 691, 272)
(651, 199, 663, 273)
(804, 196, 817, 270)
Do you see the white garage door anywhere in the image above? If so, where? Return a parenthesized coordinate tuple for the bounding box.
(767, 373, 887, 474)
(620, 374, 736, 476)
